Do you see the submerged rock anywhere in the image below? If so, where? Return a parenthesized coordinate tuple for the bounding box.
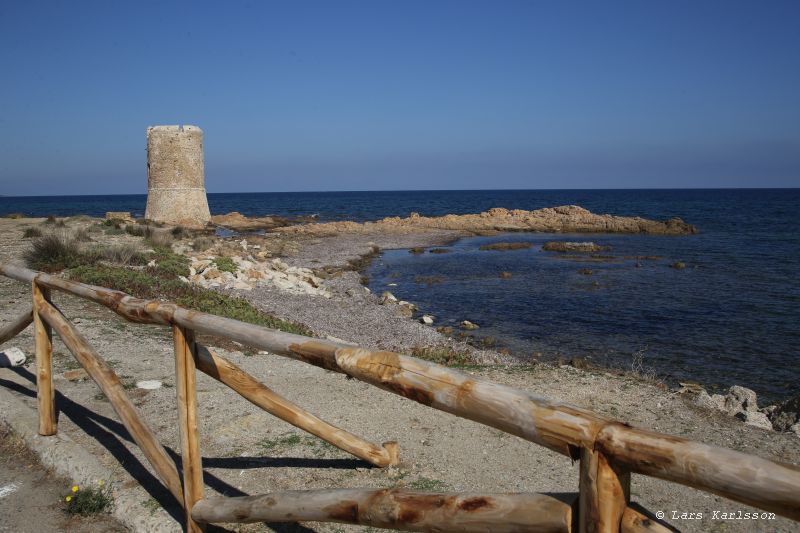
(460, 320, 479, 330)
(542, 241, 608, 253)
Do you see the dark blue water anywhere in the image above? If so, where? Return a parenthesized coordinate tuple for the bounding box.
(2, 189, 798, 400)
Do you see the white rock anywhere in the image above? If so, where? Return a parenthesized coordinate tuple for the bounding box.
(461, 320, 479, 330)
(735, 410, 773, 431)
(381, 291, 398, 304)
(136, 380, 162, 390)
(233, 281, 252, 291)
(420, 315, 434, 325)
(147, 259, 157, 267)
(0, 347, 26, 367)
(240, 239, 248, 251)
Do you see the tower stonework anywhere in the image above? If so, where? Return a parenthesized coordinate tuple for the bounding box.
(145, 125, 211, 227)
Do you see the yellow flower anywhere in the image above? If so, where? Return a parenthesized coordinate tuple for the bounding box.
(97, 480, 103, 486)
(71, 485, 79, 493)
(66, 496, 72, 502)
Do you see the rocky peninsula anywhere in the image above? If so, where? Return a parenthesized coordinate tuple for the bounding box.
(276, 205, 697, 236)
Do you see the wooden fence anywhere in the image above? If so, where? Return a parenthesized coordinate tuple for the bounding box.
(1, 262, 798, 533)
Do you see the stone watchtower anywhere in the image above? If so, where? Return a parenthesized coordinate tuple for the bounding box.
(145, 125, 211, 228)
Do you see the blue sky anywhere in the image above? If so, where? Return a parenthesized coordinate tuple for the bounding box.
(1, 0, 798, 195)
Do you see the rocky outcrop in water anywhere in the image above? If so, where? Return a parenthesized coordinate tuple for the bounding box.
(277, 205, 697, 236)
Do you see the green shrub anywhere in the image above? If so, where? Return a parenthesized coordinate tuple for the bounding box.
(124, 224, 150, 238)
(170, 225, 185, 238)
(150, 247, 190, 277)
(92, 243, 147, 266)
(3, 212, 25, 219)
(69, 264, 312, 336)
(64, 482, 112, 516)
(24, 233, 85, 272)
(212, 256, 238, 273)
(104, 226, 125, 235)
(22, 227, 42, 238)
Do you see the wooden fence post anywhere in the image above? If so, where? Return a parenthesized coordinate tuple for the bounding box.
(32, 280, 55, 435)
(579, 447, 630, 533)
(174, 324, 205, 533)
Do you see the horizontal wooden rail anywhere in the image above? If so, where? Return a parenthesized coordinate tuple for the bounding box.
(32, 287, 184, 503)
(2, 263, 800, 524)
(195, 344, 399, 467)
(191, 488, 575, 532)
(0, 306, 33, 345)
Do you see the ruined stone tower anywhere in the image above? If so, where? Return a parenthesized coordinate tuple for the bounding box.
(145, 125, 211, 227)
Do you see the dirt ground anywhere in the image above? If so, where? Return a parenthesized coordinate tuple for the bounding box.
(1, 216, 799, 533)
(0, 423, 127, 533)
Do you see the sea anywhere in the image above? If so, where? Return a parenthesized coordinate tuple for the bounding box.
(1, 189, 798, 402)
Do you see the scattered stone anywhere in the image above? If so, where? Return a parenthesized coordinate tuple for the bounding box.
(0, 347, 26, 367)
(769, 394, 800, 432)
(460, 320, 479, 330)
(428, 248, 451, 254)
(185, 255, 329, 297)
(420, 315, 434, 325)
(437, 326, 454, 336)
(380, 291, 398, 304)
(735, 410, 773, 430)
(397, 305, 414, 318)
(136, 380, 162, 390)
(499, 271, 513, 279)
(408, 247, 425, 255)
(671, 261, 687, 270)
(723, 385, 759, 416)
(105, 211, 133, 222)
(542, 241, 607, 253)
(578, 268, 594, 275)
(63, 369, 88, 381)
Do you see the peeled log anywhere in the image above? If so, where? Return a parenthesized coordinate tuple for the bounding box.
(0, 306, 33, 344)
(194, 344, 399, 467)
(34, 293, 184, 503)
(596, 423, 800, 522)
(191, 489, 574, 532)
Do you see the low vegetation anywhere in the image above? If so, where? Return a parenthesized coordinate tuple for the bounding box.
(64, 482, 112, 516)
(24, 232, 87, 272)
(212, 256, 238, 273)
(479, 242, 532, 251)
(410, 345, 471, 366)
(22, 227, 42, 238)
(24, 231, 312, 336)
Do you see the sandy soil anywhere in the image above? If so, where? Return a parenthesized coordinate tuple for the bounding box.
(0, 216, 798, 533)
(0, 423, 127, 533)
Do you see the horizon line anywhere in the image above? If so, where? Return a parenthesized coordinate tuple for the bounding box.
(2, 186, 799, 199)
